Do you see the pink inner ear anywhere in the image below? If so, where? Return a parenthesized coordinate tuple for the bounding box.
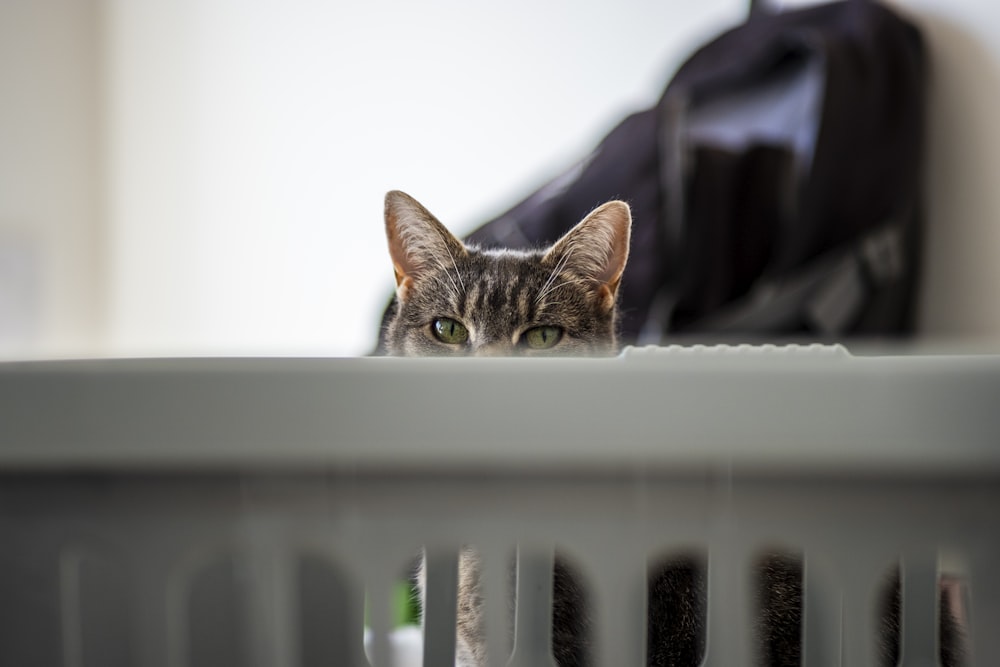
(599, 239, 629, 287)
(555, 202, 631, 289)
(596, 284, 616, 313)
(392, 263, 408, 288)
(598, 205, 631, 289)
(386, 213, 421, 285)
(395, 275, 413, 302)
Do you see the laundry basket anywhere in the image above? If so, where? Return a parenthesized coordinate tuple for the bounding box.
(1, 345, 998, 666)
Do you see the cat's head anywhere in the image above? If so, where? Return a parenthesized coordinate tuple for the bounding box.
(382, 191, 631, 356)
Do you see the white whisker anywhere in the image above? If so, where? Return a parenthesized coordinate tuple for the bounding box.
(432, 255, 461, 299)
(536, 243, 576, 305)
(433, 227, 466, 295)
(537, 276, 593, 303)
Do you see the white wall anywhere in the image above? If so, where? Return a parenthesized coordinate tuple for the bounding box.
(103, 0, 743, 356)
(1, 0, 999, 358)
(899, 0, 1000, 342)
(0, 1, 104, 358)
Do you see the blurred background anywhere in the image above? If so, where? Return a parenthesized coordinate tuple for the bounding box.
(1, 0, 998, 359)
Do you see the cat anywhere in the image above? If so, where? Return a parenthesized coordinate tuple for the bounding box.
(380, 190, 630, 357)
(379, 190, 964, 666)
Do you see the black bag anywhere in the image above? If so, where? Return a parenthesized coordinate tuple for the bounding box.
(381, 0, 927, 347)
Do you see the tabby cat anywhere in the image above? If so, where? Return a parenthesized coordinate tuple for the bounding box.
(381, 190, 630, 357)
(379, 191, 962, 666)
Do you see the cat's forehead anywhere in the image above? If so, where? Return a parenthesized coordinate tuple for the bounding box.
(472, 246, 545, 262)
(464, 246, 548, 274)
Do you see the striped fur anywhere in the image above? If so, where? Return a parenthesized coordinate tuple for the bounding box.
(383, 190, 631, 357)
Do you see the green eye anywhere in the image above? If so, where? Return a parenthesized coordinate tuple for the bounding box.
(523, 325, 562, 350)
(432, 318, 469, 345)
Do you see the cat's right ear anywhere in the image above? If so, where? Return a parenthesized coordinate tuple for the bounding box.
(384, 190, 467, 302)
(543, 200, 632, 314)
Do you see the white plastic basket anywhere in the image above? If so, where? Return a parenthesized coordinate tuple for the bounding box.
(1, 345, 998, 666)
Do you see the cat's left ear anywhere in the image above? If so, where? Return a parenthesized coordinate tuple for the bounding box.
(543, 201, 632, 313)
(384, 190, 468, 301)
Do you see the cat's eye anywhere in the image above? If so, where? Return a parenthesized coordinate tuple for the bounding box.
(432, 318, 469, 345)
(523, 325, 562, 350)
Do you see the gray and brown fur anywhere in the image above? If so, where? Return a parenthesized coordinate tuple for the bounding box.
(382, 190, 630, 357)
